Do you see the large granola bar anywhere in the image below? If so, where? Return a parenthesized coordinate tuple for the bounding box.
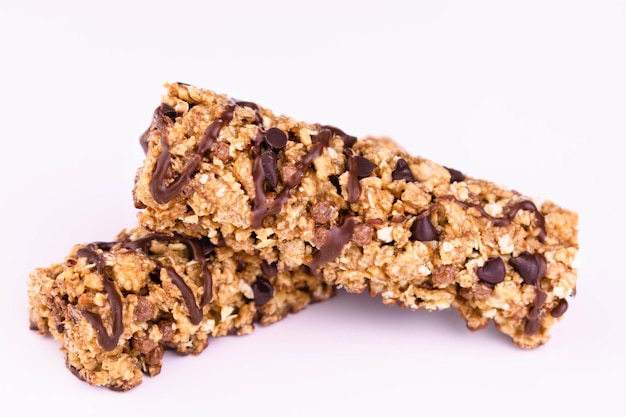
(133, 82, 578, 349)
(28, 227, 333, 391)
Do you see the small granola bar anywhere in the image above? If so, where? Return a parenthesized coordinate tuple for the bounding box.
(28, 227, 333, 391)
(133, 82, 578, 349)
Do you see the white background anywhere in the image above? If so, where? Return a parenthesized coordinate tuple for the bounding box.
(1, 1, 624, 415)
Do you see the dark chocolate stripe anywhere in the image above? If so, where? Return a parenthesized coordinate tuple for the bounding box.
(443, 196, 547, 242)
(344, 148, 361, 204)
(251, 155, 270, 228)
(149, 103, 236, 204)
(76, 245, 123, 351)
(140, 104, 178, 155)
(445, 166, 465, 183)
(528, 287, 547, 321)
(75, 234, 216, 349)
(251, 128, 333, 228)
(309, 217, 357, 273)
(164, 267, 204, 324)
(124, 233, 214, 311)
(319, 125, 357, 148)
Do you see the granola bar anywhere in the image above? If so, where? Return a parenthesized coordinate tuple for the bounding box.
(133, 82, 578, 349)
(28, 227, 333, 391)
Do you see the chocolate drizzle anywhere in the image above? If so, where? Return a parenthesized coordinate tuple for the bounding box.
(319, 125, 357, 148)
(123, 234, 214, 320)
(344, 148, 362, 204)
(261, 152, 279, 189)
(251, 154, 290, 228)
(445, 166, 465, 183)
(343, 150, 376, 204)
(309, 217, 357, 273)
(145, 97, 362, 227)
(443, 196, 547, 242)
(506, 252, 549, 336)
(149, 103, 236, 204)
(251, 124, 364, 227)
(76, 245, 124, 351)
(525, 287, 547, 336)
(75, 234, 216, 350)
(527, 287, 547, 322)
(140, 104, 178, 155)
(471, 250, 552, 336)
(251, 128, 332, 228)
(164, 267, 203, 324)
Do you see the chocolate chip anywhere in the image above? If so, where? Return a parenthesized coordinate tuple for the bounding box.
(251, 277, 274, 306)
(265, 128, 288, 150)
(477, 257, 506, 285)
(392, 158, 415, 182)
(445, 166, 465, 183)
(309, 217, 357, 272)
(551, 299, 568, 318)
(410, 215, 439, 242)
(509, 252, 546, 285)
(261, 151, 279, 189)
(355, 156, 376, 178)
(260, 261, 278, 278)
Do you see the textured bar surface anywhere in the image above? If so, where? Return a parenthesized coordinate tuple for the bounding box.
(133, 82, 578, 349)
(28, 227, 333, 391)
